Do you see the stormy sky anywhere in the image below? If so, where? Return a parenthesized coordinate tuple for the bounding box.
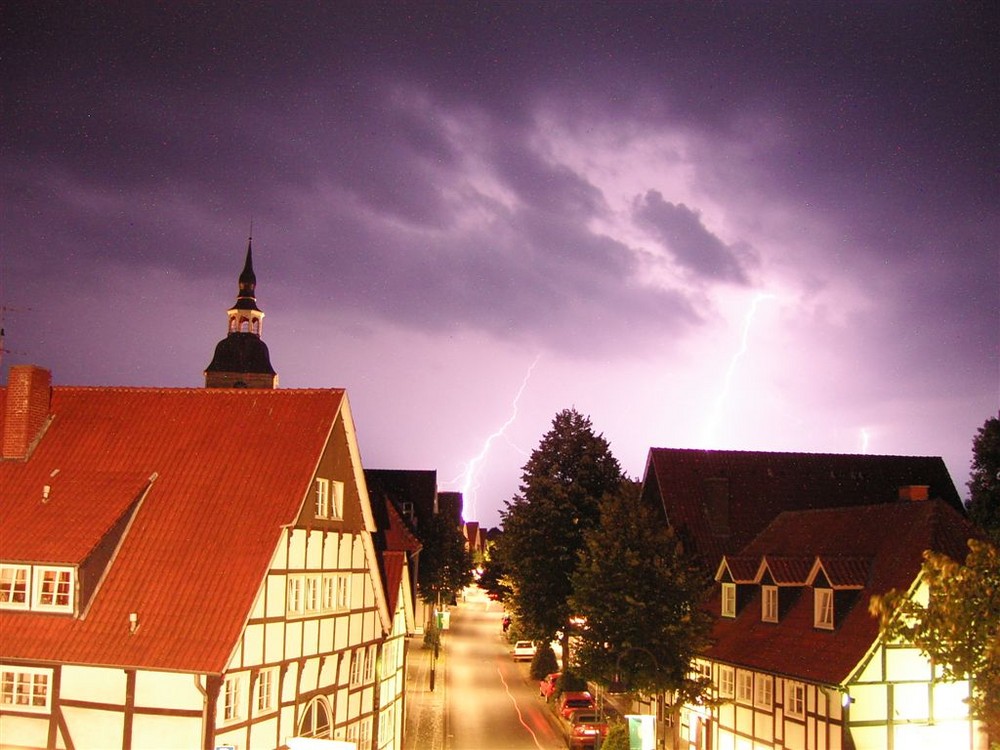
(2, 2, 997, 526)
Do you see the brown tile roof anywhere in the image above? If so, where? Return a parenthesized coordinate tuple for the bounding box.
(381, 551, 407, 617)
(704, 500, 981, 685)
(641, 448, 962, 566)
(1, 385, 346, 674)
(758, 556, 813, 585)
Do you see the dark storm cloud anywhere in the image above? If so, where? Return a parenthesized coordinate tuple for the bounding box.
(633, 191, 750, 285)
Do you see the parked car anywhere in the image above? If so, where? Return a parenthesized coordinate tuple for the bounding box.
(511, 640, 536, 661)
(568, 712, 609, 750)
(558, 691, 596, 719)
(539, 671, 561, 699)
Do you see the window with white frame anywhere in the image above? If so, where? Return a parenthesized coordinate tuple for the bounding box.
(719, 665, 735, 698)
(330, 480, 345, 519)
(755, 674, 773, 709)
(305, 575, 320, 613)
(322, 575, 336, 611)
(223, 674, 242, 722)
(762, 585, 778, 623)
(34, 567, 73, 612)
(298, 696, 332, 738)
(736, 670, 753, 704)
(360, 717, 372, 745)
(349, 649, 362, 686)
(364, 644, 377, 683)
(256, 667, 277, 713)
(786, 680, 806, 719)
(315, 478, 330, 518)
(0, 565, 30, 609)
(287, 576, 304, 616)
(721, 582, 736, 617)
(1, 667, 51, 711)
(814, 588, 834, 629)
(336, 573, 350, 610)
(379, 703, 394, 747)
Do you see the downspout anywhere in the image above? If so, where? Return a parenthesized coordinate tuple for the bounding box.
(195, 674, 223, 750)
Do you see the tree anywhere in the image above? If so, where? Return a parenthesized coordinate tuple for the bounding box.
(416, 511, 474, 607)
(967, 414, 1000, 542)
(870, 539, 1000, 744)
(476, 553, 513, 603)
(570, 481, 713, 704)
(496, 408, 625, 655)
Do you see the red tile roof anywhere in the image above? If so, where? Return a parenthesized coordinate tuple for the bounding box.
(704, 500, 981, 685)
(1, 385, 346, 674)
(641, 448, 962, 565)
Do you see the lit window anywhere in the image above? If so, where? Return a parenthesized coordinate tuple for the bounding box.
(287, 576, 303, 616)
(719, 666, 735, 698)
(755, 674, 773, 709)
(256, 668, 277, 713)
(223, 674, 242, 722)
(34, 567, 73, 612)
(736, 670, 753, 704)
(814, 589, 834, 629)
(762, 585, 778, 623)
(0, 565, 30, 609)
(1, 668, 51, 711)
(786, 680, 805, 719)
(315, 478, 330, 518)
(721, 582, 736, 617)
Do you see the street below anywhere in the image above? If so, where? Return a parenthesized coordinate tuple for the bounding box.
(443, 593, 567, 750)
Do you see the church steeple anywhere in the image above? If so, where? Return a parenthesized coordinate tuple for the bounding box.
(204, 236, 278, 389)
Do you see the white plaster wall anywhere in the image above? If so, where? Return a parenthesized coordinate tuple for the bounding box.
(59, 665, 125, 705)
(132, 714, 202, 750)
(61, 705, 124, 748)
(0, 714, 50, 749)
(134, 670, 203, 711)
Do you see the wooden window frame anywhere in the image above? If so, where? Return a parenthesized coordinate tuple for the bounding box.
(721, 582, 736, 618)
(814, 588, 834, 629)
(762, 585, 778, 623)
(0, 564, 30, 610)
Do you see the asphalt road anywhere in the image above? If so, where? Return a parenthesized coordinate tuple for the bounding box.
(444, 594, 567, 750)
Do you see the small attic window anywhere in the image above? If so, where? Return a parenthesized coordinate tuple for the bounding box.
(814, 588, 834, 630)
(722, 582, 736, 617)
(1, 564, 74, 614)
(762, 585, 778, 623)
(0, 565, 29, 609)
(35, 567, 73, 612)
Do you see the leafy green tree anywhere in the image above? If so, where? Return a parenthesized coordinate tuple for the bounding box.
(476, 553, 512, 603)
(601, 722, 629, 750)
(967, 415, 1000, 542)
(417, 511, 474, 607)
(530, 643, 559, 681)
(871, 539, 1000, 744)
(570, 481, 713, 706)
(496, 408, 625, 656)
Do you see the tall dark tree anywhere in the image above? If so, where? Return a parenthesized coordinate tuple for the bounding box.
(967, 414, 1000, 542)
(570, 481, 712, 704)
(416, 511, 474, 608)
(496, 408, 625, 653)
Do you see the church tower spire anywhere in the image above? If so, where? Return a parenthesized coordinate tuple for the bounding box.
(204, 236, 278, 389)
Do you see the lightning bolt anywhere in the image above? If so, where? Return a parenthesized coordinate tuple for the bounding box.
(452, 354, 540, 521)
(859, 428, 871, 454)
(702, 293, 775, 447)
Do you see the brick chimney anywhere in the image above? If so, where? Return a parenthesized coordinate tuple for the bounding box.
(898, 485, 930, 502)
(2, 365, 52, 460)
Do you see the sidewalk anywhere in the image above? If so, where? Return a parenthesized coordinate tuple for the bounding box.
(403, 635, 446, 750)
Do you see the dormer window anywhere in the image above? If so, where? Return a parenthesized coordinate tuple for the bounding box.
(314, 478, 344, 520)
(762, 585, 778, 623)
(0, 565, 29, 609)
(1, 564, 74, 613)
(814, 588, 834, 629)
(721, 582, 736, 617)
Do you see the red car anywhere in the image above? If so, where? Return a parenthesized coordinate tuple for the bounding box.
(558, 691, 595, 719)
(539, 671, 561, 700)
(568, 712, 609, 750)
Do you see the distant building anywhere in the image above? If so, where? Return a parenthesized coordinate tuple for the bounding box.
(205, 238, 278, 389)
(684, 499, 987, 750)
(640, 448, 963, 567)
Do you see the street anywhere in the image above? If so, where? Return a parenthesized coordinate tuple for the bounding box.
(443, 594, 567, 750)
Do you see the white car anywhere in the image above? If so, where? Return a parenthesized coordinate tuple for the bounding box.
(511, 640, 536, 661)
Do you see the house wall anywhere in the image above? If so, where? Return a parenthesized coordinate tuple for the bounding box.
(847, 639, 980, 750)
(681, 660, 844, 750)
(377, 590, 408, 750)
(213, 525, 384, 749)
(0, 662, 207, 750)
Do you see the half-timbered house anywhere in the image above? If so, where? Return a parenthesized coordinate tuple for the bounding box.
(0, 363, 398, 749)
